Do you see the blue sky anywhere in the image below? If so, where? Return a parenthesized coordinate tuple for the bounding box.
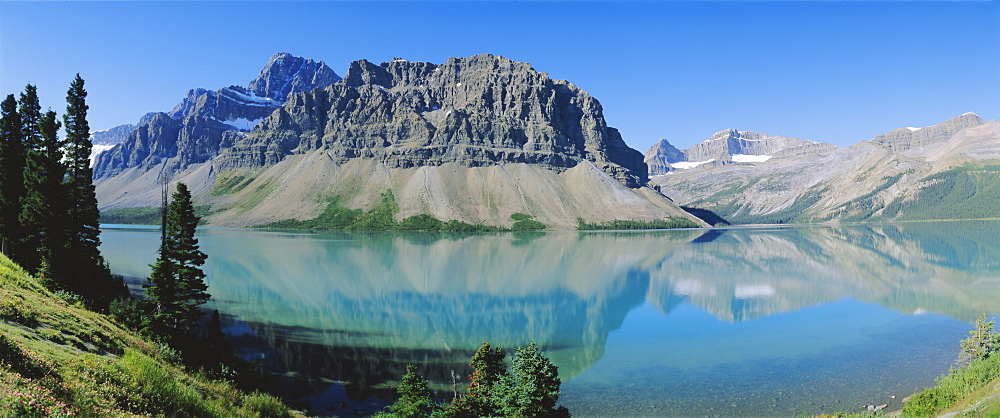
(1, 1, 997, 151)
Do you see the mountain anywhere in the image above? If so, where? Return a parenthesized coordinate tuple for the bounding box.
(89, 123, 136, 163)
(649, 113, 999, 224)
(644, 130, 836, 175)
(94, 53, 340, 179)
(94, 54, 705, 230)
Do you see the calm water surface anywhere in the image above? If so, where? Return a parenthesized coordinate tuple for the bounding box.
(99, 222, 1000, 416)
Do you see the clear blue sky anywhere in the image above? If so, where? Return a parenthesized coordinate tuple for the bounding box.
(2, 1, 997, 151)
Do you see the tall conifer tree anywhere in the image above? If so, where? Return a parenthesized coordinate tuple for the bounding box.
(17, 85, 55, 274)
(20, 109, 68, 281)
(145, 183, 210, 336)
(0, 94, 25, 256)
(63, 74, 115, 303)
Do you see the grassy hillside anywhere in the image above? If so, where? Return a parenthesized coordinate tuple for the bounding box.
(0, 254, 298, 416)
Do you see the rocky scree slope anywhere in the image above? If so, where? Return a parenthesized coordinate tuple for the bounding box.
(649, 113, 998, 224)
(95, 54, 702, 229)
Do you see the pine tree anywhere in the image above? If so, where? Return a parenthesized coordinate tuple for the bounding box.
(62, 74, 119, 305)
(19, 91, 68, 280)
(145, 182, 210, 336)
(959, 314, 1000, 365)
(0, 94, 25, 256)
(451, 342, 506, 416)
(15, 85, 43, 270)
(388, 364, 440, 417)
(493, 341, 567, 417)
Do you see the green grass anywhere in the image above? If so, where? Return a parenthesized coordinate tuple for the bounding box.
(263, 190, 512, 232)
(576, 216, 700, 230)
(211, 171, 257, 196)
(0, 254, 300, 417)
(99, 205, 213, 225)
(901, 353, 1000, 417)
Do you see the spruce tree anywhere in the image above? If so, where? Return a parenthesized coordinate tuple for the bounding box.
(388, 364, 440, 417)
(145, 182, 210, 336)
(19, 94, 68, 280)
(451, 342, 506, 415)
(15, 85, 43, 270)
(0, 94, 25, 256)
(63, 74, 118, 305)
(493, 341, 567, 417)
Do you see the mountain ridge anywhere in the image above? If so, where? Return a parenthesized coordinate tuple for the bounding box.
(648, 113, 999, 224)
(94, 53, 706, 229)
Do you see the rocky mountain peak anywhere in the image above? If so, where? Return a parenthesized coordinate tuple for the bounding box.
(248, 52, 341, 101)
(870, 112, 985, 152)
(225, 54, 649, 187)
(644, 128, 837, 175)
(95, 53, 342, 179)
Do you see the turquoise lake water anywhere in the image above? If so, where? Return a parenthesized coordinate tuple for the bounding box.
(99, 222, 1000, 416)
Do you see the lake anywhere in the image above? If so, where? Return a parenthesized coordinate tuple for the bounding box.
(99, 222, 1000, 416)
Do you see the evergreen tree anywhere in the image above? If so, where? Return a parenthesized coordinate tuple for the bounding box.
(15, 85, 43, 269)
(493, 341, 567, 417)
(388, 364, 440, 417)
(959, 314, 1000, 365)
(0, 94, 24, 256)
(62, 74, 118, 305)
(451, 342, 506, 416)
(145, 182, 210, 336)
(19, 99, 68, 280)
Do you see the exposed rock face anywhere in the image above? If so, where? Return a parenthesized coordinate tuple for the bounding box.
(91, 124, 136, 146)
(643, 139, 685, 175)
(869, 112, 984, 152)
(89, 123, 137, 163)
(94, 53, 340, 179)
(219, 54, 648, 187)
(94, 53, 709, 229)
(684, 129, 835, 163)
(651, 113, 998, 224)
(248, 52, 341, 101)
(643, 129, 836, 175)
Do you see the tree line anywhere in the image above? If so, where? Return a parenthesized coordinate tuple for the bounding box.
(1, 79, 212, 343)
(378, 341, 570, 417)
(0, 77, 125, 308)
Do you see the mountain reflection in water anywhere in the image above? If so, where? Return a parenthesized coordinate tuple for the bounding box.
(100, 222, 1000, 415)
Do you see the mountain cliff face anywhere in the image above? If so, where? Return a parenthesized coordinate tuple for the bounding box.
(650, 113, 1000, 224)
(93, 53, 340, 179)
(218, 54, 648, 187)
(869, 112, 984, 152)
(644, 130, 836, 175)
(94, 54, 702, 229)
(89, 123, 137, 163)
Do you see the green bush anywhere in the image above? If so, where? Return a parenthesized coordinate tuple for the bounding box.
(240, 391, 294, 418)
(511, 213, 546, 231)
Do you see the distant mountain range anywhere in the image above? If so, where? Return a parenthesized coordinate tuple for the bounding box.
(646, 112, 1000, 224)
(93, 53, 702, 229)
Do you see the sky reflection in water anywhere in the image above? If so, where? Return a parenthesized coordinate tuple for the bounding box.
(100, 222, 1000, 416)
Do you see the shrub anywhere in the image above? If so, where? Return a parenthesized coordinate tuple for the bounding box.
(510, 213, 546, 231)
